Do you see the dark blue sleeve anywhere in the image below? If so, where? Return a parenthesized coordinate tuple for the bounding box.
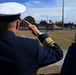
(37, 34, 63, 67)
(37, 43, 63, 67)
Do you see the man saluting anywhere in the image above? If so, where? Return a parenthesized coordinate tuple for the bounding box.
(0, 2, 63, 75)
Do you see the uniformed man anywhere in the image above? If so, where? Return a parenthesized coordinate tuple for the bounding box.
(0, 2, 63, 75)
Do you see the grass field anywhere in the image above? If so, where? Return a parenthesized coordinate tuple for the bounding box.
(16, 30, 76, 74)
(17, 30, 76, 52)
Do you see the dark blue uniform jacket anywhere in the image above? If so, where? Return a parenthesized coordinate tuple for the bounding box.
(0, 30, 63, 75)
(60, 43, 76, 75)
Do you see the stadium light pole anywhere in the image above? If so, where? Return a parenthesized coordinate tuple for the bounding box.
(62, 0, 64, 29)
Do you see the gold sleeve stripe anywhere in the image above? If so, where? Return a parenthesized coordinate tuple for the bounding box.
(42, 37, 55, 47)
(49, 41, 55, 47)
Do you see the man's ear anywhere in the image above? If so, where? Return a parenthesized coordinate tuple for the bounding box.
(16, 20, 20, 30)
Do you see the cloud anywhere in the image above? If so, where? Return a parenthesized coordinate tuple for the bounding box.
(25, 0, 41, 7)
(22, 0, 76, 23)
(28, 0, 40, 4)
(21, 7, 62, 22)
(64, 7, 76, 23)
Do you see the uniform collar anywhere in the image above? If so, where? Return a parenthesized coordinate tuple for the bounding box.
(0, 30, 15, 37)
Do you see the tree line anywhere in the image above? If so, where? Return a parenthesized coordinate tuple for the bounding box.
(20, 16, 75, 29)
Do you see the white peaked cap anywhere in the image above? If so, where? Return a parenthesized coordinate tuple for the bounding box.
(0, 2, 26, 16)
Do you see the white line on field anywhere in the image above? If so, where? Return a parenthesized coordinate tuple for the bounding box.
(18, 31, 36, 39)
(18, 31, 25, 37)
(18, 31, 74, 42)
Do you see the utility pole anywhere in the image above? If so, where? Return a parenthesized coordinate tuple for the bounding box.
(62, 0, 64, 29)
(46, 16, 48, 23)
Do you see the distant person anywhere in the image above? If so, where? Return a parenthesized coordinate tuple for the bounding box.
(0, 2, 63, 75)
(60, 43, 76, 75)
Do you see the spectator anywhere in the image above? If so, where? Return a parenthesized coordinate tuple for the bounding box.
(60, 43, 76, 75)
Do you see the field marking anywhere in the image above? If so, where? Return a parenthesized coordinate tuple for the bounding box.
(18, 31, 36, 39)
(18, 31, 25, 37)
(18, 31, 74, 42)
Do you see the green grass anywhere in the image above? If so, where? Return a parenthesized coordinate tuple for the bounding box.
(17, 30, 76, 51)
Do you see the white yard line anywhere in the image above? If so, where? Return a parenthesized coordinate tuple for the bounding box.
(18, 31, 36, 39)
(18, 31, 25, 38)
(19, 31, 74, 42)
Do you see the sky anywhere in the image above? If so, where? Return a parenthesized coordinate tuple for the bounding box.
(0, 0, 76, 23)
